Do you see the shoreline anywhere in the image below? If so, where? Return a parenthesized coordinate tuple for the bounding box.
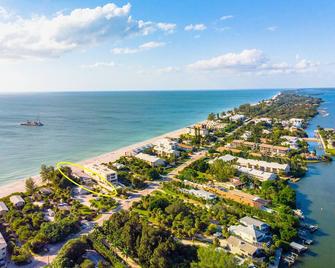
(0, 91, 281, 199)
(0, 126, 190, 199)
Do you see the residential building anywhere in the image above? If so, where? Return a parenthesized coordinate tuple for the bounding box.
(221, 178, 245, 190)
(219, 154, 290, 174)
(183, 189, 216, 200)
(177, 143, 193, 152)
(135, 153, 165, 167)
(0, 232, 7, 267)
(230, 114, 246, 122)
(230, 140, 257, 150)
(289, 118, 304, 128)
(112, 162, 126, 170)
(281, 136, 299, 149)
(259, 144, 290, 156)
(9, 195, 25, 208)
(237, 166, 277, 182)
(217, 146, 242, 154)
(187, 124, 209, 137)
(229, 224, 266, 244)
(72, 187, 89, 195)
(39, 187, 52, 196)
(218, 154, 237, 162)
(241, 131, 252, 140)
(183, 180, 269, 209)
(254, 117, 272, 125)
(86, 164, 118, 183)
(239, 216, 270, 233)
(0, 202, 8, 216)
(153, 138, 180, 157)
(126, 144, 153, 156)
(226, 236, 261, 258)
(203, 120, 226, 130)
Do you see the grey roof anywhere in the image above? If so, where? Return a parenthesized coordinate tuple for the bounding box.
(240, 216, 268, 228)
(218, 154, 237, 162)
(0, 201, 8, 212)
(10, 195, 25, 205)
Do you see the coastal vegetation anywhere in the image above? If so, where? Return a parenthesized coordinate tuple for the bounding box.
(0, 92, 325, 267)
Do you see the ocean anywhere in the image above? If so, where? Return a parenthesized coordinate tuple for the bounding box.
(1, 88, 335, 266)
(0, 89, 277, 185)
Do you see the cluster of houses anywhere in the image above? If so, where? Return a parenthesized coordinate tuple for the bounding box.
(225, 216, 271, 260)
(0, 231, 6, 268)
(182, 180, 270, 209)
(228, 140, 291, 157)
(215, 154, 290, 182)
(0, 196, 26, 267)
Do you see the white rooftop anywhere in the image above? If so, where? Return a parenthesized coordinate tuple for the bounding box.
(10, 195, 24, 205)
(237, 156, 289, 170)
(0, 231, 6, 246)
(237, 166, 277, 182)
(135, 153, 163, 163)
(218, 154, 237, 162)
(239, 216, 268, 228)
(0, 201, 8, 212)
(86, 164, 116, 176)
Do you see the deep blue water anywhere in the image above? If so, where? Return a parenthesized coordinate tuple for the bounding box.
(0, 89, 277, 185)
(292, 89, 335, 267)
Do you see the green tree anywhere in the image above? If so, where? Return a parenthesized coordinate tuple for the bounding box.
(25, 177, 36, 195)
(191, 246, 238, 268)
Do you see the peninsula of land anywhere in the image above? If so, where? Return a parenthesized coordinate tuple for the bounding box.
(0, 91, 329, 268)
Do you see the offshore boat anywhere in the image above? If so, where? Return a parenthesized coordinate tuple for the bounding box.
(20, 119, 44, 127)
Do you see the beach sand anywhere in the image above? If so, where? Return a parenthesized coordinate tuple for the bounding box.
(0, 126, 189, 198)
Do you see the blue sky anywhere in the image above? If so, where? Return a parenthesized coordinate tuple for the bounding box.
(0, 0, 334, 92)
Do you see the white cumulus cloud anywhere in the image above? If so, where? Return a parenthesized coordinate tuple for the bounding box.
(111, 41, 165, 54)
(81, 61, 115, 69)
(188, 49, 267, 71)
(184, 24, 207, 31)
(0, 3, 175, 59)
(188, 49, 319, 75)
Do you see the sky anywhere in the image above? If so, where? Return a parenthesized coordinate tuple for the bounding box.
(0, 0, 334, 92)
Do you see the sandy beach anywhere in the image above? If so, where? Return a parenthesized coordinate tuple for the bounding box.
(0, 126, 190, 199)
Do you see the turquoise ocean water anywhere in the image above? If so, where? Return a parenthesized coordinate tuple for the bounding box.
(0, 90, 277, 185)
(0, 88, 335, 266)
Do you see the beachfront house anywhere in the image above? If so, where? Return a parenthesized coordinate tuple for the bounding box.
(225, 236, 261, 258)
(153, 138, 180, 158)
(9, 195, 25, 208)
(112, 162, 126, 170)
(39, 187, 52, 196)
(0, 232, 7, 267)
(72, 187, 89, 195)
(228, 224, 266, 244)
(187, 124, 209, 137)
(86, 164, 118, 184)
(239, 216, 270, 233)
(135, 153, 165, 167)
(0, 202, 8, 216)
